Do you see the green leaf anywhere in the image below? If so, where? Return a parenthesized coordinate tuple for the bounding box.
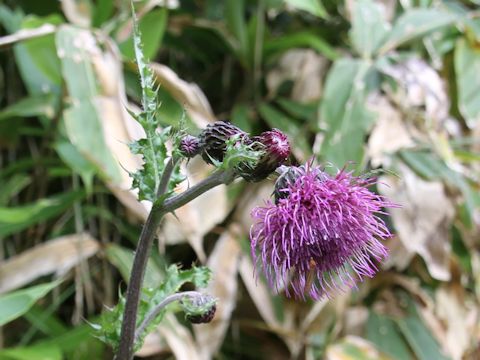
(24, 306, 68, 338)
(319, 58, 376, 168)
(366, 312, 412, 360)
(0, 344, 62, 360)
(119, 8, 168, 60)
(0, 94, 56, 122)
(92, 0, 114, 27)
(21, 15, 63, 86)
(62, 102, 121, 183)
(0, 191, 84, 238)
(264, 30, 338, 61)
(231, 103, 252, 133)
(259, 103, 300, 136)
(378, 9, 459, 55)
(54, 140, 96, 193)
(0, 282, 58, 326)
(0, 174, 31, 206)
(396, 317, 449, 360)
(276, 97, 317, 122)
(350, 0, 390, 58)
(34, 322, 104, 359)
(442, 1, 480, 42)
(259, 103, 312, 157)
(56, 26, 122, 183)
(104, 244, 164, 288)
(13, 15, 63, 96)
(284, 0, 328, 19)
(225, 0, 249, 61)
(0, 4, 23, 32)
(454, 38, 480, 128)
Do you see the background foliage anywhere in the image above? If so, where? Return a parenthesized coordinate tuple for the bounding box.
(0, 0, 479, 359)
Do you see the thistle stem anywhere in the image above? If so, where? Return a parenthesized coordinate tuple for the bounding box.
(116, 167, 235, 360)
(134, 291, 202, 344)
(116, 157, 178, 360)
(162, 170, 235, 213)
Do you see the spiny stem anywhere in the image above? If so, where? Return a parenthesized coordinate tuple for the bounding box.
(116, 168, 236, 360)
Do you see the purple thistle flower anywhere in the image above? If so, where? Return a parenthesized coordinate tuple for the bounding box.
(250, 164, 397, 300)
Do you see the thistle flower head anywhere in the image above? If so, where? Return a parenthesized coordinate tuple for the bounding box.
(250, 163, 397, 300)
(180, 135, 201, 158)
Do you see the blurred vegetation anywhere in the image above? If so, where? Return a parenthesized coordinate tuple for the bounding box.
(0, 0, 479, 359)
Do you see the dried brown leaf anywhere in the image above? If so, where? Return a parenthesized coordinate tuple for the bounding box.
(193, 224, 242, 360)
(345, 0, 397, 22)
(151, 63, 216, 128)
(61, 0, 91, 27)
(0, 24, 56, 47)
(382, 58, 449, 126)
(82, 36, 227, 257)
(157, 314, 202, 360)
(379, 165, 455, 281)
(326, 336, 392, 360)
(135, 332, 168, 357)
(0, 233, 99, 294)
(435, 287, 478, 360)
(238, 257, 280, 328)
(160, 158, 230, 261)
(367, 94, 415, 167)
(266, 49, 328, 102)
(342, 306, 369, 337)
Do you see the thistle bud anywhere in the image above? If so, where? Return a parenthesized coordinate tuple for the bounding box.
(180, 135, 201, 158)
(186, 303, 217, 324)
(181, 293, 217, 324)
(242, 129, 291, 182)
(198, 121, 248, 164)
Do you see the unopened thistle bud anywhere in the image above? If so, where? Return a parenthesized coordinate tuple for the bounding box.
(180, 135, 201, 158)
(181, 293, 217, 324)
(243, 129, 291, 182)
(198, 121, 248, 164)
(186, 303, 216, 324)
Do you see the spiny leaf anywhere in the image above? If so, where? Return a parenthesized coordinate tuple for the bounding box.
(132, 2, 157, 119)
(128, 3, 184, 202)
(93, 265, 212, 351)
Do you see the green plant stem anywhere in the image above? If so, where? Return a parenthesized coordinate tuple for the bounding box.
(134, 291, 202, 343)
(162, 170, 235, 213)
(116, 168, 235, 360)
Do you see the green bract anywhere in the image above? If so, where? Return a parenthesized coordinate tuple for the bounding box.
(211, 134, 265, 175)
